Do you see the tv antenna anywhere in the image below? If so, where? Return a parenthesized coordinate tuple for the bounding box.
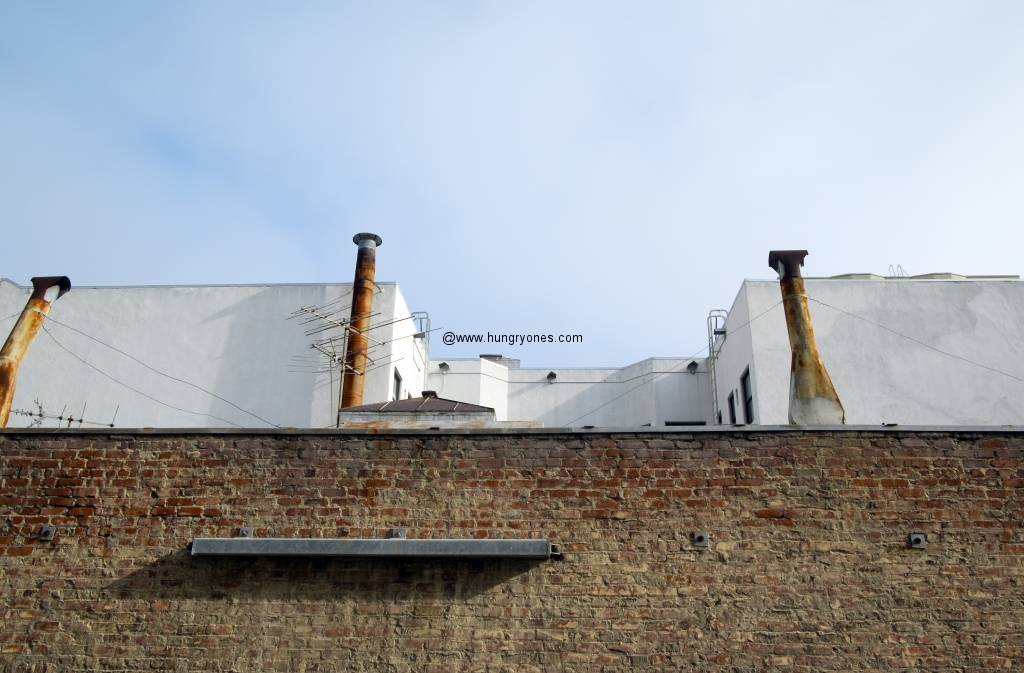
(10, 398, 119, 428)
(288, 300, 383, 427)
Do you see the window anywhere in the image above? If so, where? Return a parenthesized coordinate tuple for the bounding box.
(741, 369, 754, 424)
(727, 392, 736, 424)
(392, 369, 403, 401)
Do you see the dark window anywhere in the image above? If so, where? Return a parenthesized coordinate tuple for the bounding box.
(727, 392, 736, 424)
(666, 421, 706, 426)
(741, 369, 754, 424)
(393, 369, 403, 401)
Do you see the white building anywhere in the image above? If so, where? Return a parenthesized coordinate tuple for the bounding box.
(2, 270, 1022, 429)
(0, 279, 428, 429)
(711, 274, 1024, 427)
(423, 356, 710, 428)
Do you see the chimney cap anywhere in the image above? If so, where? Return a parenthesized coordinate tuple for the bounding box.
(768, 250, 808, 279)
(352, 233, 383, 246)
(30, 276, 71, 302)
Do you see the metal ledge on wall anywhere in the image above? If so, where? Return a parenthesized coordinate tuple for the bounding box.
(190, 537, 553, 558)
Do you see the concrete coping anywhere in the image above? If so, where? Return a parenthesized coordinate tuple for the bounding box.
(2, 425, 1023, 436)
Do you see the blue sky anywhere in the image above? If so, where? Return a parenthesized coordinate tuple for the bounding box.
(2, 2, 1023, 367)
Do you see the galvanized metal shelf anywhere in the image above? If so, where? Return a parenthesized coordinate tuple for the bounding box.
(190, 537, 554, 558)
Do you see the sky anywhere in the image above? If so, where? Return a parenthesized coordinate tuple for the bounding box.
(2, 1, 1023, 368)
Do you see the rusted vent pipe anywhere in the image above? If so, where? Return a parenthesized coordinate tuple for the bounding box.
(0, 276, 71, 427)
(768, 251, 845, 425)
(341, 233, 382, 408)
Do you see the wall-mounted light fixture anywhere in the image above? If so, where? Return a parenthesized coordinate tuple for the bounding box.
(438, 362, 450, 373)
(547, 371, 557, 384)
(687, 361, 698, 374)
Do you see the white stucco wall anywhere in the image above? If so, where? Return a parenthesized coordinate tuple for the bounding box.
(423, 358, 509, 420)
(0, 279, 423, 428)
(425, 357, 712, 428)
(12, 272, 1015, 430)
(372, 286, 428, 404)
(716, 277, 1024, 426)
(711, 283, 759, 425)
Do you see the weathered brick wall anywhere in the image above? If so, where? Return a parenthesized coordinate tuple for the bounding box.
(1, 429, 1022, 672)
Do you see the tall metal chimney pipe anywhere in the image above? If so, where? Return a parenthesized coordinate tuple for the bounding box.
(768, 251, 845, 425)
(341, 233, 382, 408)
(0, 276, 71, 427)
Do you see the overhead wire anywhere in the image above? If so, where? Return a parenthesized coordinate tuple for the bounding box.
(42, 327, 244, 428)
(41, 315, 279, 427)
(809, 297, 1024, 385)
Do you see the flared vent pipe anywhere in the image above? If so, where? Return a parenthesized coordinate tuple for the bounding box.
(341, 234, 382, 408)
(0, 276, 71, 427)
(769, 251, 845, 425)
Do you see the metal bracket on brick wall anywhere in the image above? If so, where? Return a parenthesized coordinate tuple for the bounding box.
(909, 533, 927, 549)
(692, 532, 710, 548)
(190, 537, 555, 559)
(38, 525, 55, 542)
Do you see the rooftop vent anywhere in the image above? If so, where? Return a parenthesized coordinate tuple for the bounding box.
(480, 354, 521, 368)
(769, 250, 845, 426)
(340, 233, 382, 409)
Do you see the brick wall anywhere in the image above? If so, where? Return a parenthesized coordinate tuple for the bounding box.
(1, 429, 1022, 672)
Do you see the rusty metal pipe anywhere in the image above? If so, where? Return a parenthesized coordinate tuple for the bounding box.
(341, 234, 382, 408)
(0, 276, 71, 427)
(768, 251, 845, 425)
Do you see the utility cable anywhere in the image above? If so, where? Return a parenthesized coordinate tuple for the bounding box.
(42, 327, 244, 428)
(566, 301, 784, 426)
(42, 315, 278, 427)
(809, 297, 1024, 385)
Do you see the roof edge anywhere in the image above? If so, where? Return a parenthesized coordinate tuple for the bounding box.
(3, 424, 1023, 436)
(1, 278, 400, 290)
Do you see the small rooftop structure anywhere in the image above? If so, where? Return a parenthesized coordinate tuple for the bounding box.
(336, 391, 541, 429)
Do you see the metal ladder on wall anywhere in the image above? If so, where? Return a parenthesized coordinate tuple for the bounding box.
(707, 310, 728, 425)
